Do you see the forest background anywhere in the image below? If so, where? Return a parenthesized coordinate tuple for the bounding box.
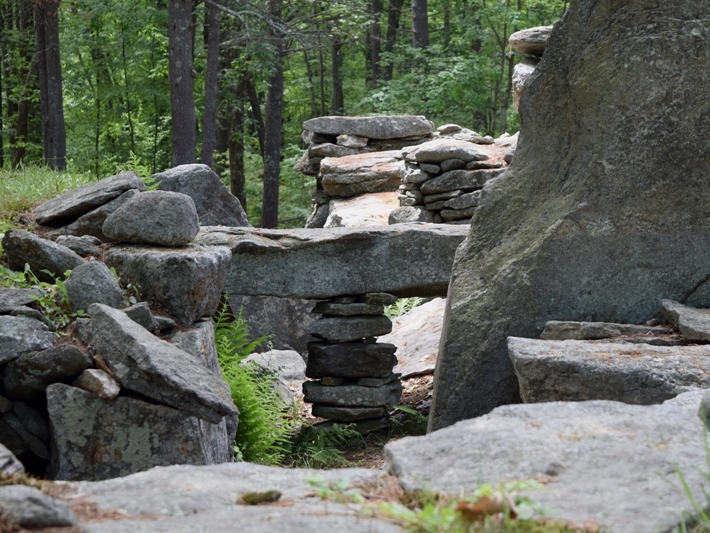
(0, 0, 566, 228)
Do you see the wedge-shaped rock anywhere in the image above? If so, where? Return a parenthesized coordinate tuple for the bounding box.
(47, 384, 231, 481)
(307, 342, 398, 379)
(320, 151, 404, 198)
(508, 337, 710, 404)
(195, 225, 466, 299)
(34, 172, 145, 225)
(661, 299, 710, 341)
(86, 304, 237, 423)
(152, 164, 250, 227)
(55, 235, 102, 257)
(65, 261, 124, 312)
(403, 139, 490, 164)
(303, 115, 434, 139)
(307, 315, 392, 343)
(0, 317, 53, 365)
(104, 244, 231, 324)
(541, 320, 671, 341)
(0, 289, 41, 312)
(2, 230, 85, 282)
(387, 390, 710, 533)
(50, 189, 139, 240)
(303, 380, 402, 407)
(420, 169, 504, 195)
(311, 405, 388, 422)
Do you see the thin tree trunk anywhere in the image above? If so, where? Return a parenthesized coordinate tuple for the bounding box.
(120, 33, 136, 155)
(34, 0, 66, 170)
(228, 95, 246, 210)
(369, 0, 382, 87)
(261, 0, 284, 228)
(411, 0, 429, 49)
(330, 36, 344, 115)
(200, 3, 220, 167)
(383, 0, 404, 81)
(302, 50, 318, 117)
(168, 0, 196, 166)
(245, 75, 264, 159)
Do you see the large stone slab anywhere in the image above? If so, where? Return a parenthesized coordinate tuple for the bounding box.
(430, 0, 710, 430)
(104, 244, 231, 324)
(303, 380, 402, 407)
(0, 316, 53, 365)
(47, 384, 231, 481)
(541, 320, 671, 340)
(403, 139, 490, 164)
(2, 229, 85, 282)
(58, 463, 400, 532)
(320, 151, 404, 198)
(387, 390, 710, 533)
(508, 337, 710, 404)
(152, 164, 250, 227)
(419, 169, 503, 195)
(307, 315, 392, 343)
(195, 225, 467, 299)
(34, 172, 145, 225)
(306, 342, 397, 378)
(303, 115, 433, 139)
(85, 304, 237, 424)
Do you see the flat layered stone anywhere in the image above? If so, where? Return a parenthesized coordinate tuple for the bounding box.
(34, 172, 145, 225)
(0, 289, 41, 313)
(104, 244, 231, 324)
(509, 25, 552, 56)
(303, 115, 434, 139)
(422, 190, 463, 203)
(404, 139, 490, 164)
(440, 206, 477, 221)
(311, 405, 388, 422)
(307, 342, 397, 378)
(55, 235, 102, 257)
(307, 315, 392, 343)
(442, 190, 482, 210)
(195, 225, 466, 299)
(661, 299, 710, 341)
(50, 190, 140, 241)
(337, 134, 368, 147)
(303, 380, 402, 407)
(314, 416, 391, 435)
(86, 304, 238, 424)
(325, 192, 399, 228)
(320, 151, 404, 198)
(420, 169, 504, 195)
(312, 302, 384, 316)
(309, 143, 373, 158)
(0, 317, 53, 365)
(508, 337, 710, 404)
(541, 320, 671, 341)
(2, 230, 85, 282)
(439, 158, 466, 172)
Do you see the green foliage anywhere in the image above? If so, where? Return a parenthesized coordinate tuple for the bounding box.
(676, 433, 710, 533)
(284, 423, 362, 469)
(391, 405, 429, 437)
(386, 297, 425, 319)
(213, 301, 293, 465)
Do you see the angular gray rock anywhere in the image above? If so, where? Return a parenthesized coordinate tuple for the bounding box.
(309, 143, 372, 158)
(123, 301, 158, 331)
(661, 299, 710, 341)
(388, 390, 710, 533)
(419, 169, 503, 195)
(325, 192, 398, 228)
(0, 316, 53, 365)
(1, 229, 85, 282)
(3, 411, 49, 459)
(104, 244, 231, 324)
(0, 485, 77, 529)
(55, 235, 103, 257)
(508, 25, 552, 56)
(73, 369, 120, 399)
(541, 320, 671, 341)
(12, 402, 49, 440)
(442, 190, 482, 210)
(303, 380, 402, 407)
(388, 207, 434, 224)
(50, 189, 139, 240)
(311, 405, 388, 422)
(242, 350, 306, 383)
(47, 384, 231, 481)
(0, 444, 24, 475)
(152, 164, 250, 227)
(509, 337, 710, 404)
(307, 315, 392, 343)
(512, 57, 538, 112)
(430, 0, 710, 430)
(60, 463, 399, 532)
(320, 151, 404, 198)
(403, 139, 489, 164)
(65, 260, 124, 311)
(312, 301, 384, 316)
(34, 171, 145, 225)
(303, 115, 434, 139)
(0, 417, 28, 457)
(3, 344, 93, 400)
(86, 304, 237, 424)
(0, 288, 41, 313)
(337, 134, 368, 148)
(196, 225, 466, 299)
(103, 191, 200, 246)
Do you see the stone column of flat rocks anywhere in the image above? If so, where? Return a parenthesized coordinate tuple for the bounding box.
(303, 293, 402, 434)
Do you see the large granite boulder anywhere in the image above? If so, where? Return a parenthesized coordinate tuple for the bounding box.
(104, 244, 231, 324)
(195, 225, 467, 299)
(152, 164, 250, 227)
(102, 191, 200, 246)
(84, 304, 237, 424)
(34, 172, 145, 226)
(430, 0, 710, 430)
(2, 230, 85, 282)
(320, 151, 404, 198)
(303, 115, 434, 139)
(387, 390, 710, 533)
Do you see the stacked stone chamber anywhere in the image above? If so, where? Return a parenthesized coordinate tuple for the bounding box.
(303, 293, 402, 434)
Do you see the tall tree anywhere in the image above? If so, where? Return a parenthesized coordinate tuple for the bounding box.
(330, 36, 344, 114)
(34, 0, 66, 170)
(383, 0, 404, 80)
(369, 0, 382, 86)
(261, 0, 284, 228)
(200, 2, 220, 166)
(168, 0, 196, 166)
(411, 0, 428, 48)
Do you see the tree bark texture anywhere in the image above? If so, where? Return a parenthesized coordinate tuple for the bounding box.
(228, 97, 246, 210)
(369, 0, 382, 87)
(330, 36, 344, 115)
(168, 0, 196, 166)
(384, 0, 404, 81)
(261, 0, 284, 229)
(411, 0, 429, 49)
(200, 2, 220, 167)
(34, 0, 66, 170)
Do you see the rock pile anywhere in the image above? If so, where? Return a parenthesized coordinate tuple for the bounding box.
(303, 293, 402, 433)
(389, 128, 511, 225)
(509, 26, 551, 112)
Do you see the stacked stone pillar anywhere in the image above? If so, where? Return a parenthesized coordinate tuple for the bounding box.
(303, 293, 402, 434)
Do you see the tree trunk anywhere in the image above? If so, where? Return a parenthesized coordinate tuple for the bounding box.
(245, 76, 265, 159)
(331, 36, 344, 115)
(383, 0, 404, 81)
(200, 3, 220, 167)
(411, 0, 429, 49)
(168, 0, 196, 166)
(261, 0, 284, 229)
(228, 96, 246, 210)
(34, 0, 66, 170)
(369, 0, 382, 87)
